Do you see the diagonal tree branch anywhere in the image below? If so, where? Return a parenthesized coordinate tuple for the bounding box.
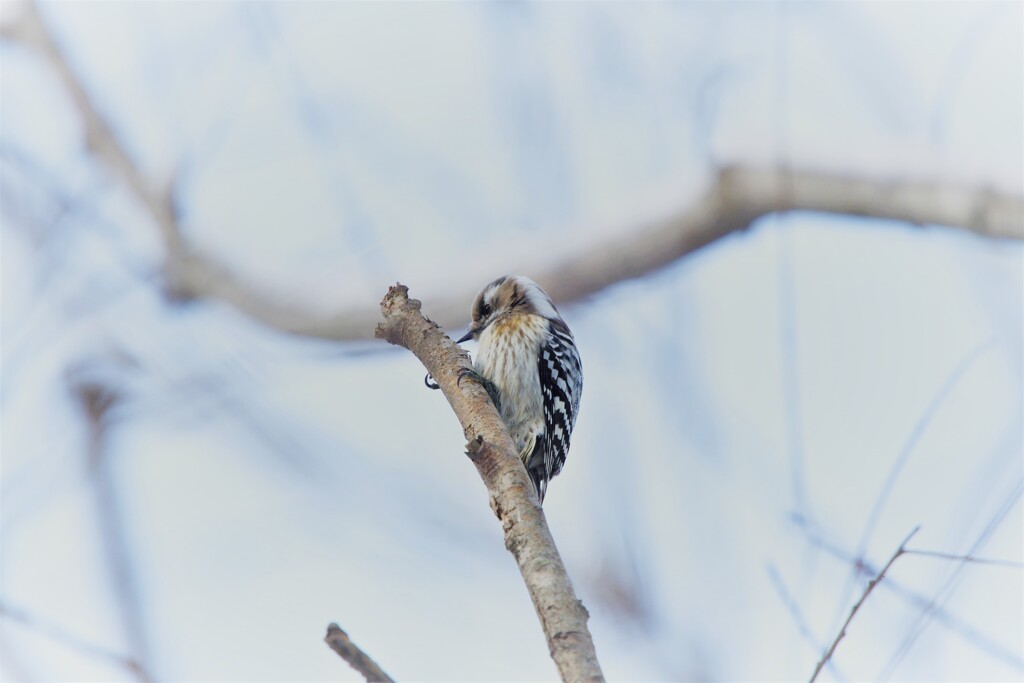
(809, 526, 920, 683)
(0, 600, 151, 681)
(5, 0, 1022, 343)
(67, 373, 154, 683)
(374, 284, 604, 683)
(323, 623, 394, 683)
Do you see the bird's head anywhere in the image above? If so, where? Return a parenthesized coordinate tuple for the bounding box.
(457, 275, 558, 343)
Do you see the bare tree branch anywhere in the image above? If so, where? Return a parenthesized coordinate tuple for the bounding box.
(1, 1, 183, 255)
(809, 526, 920, 683)
(792, 514, 1024, 671)
(374, 284, 604, 683)
(0, 600, 151, 681)
(831, 338, 993, 647)
(766, 564, 838, 676)
(323, 623, 394, 683)
(69, 374, 154, 683)
(6, 0, 1022, 343)
(901, 549, 1023, 569)
(880, 479, 1024, 679)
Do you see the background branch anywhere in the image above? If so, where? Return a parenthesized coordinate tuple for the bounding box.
(0, 601, 151, 681)
(809, 526, 921, 683)
(69, 374, 153, 683)
(323, 623, 394, 683)
(901, 549, 1024, 568)
(6, 0, 1022, 342)
(374, 284, 604, 683)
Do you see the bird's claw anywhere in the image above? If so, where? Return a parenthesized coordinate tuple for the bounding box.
(456, 367, 480, 387)
(457, 366, 501, 410)
(425, 368, 488, 394)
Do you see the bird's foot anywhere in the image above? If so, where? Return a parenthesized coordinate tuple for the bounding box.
(457, 367, 501, 410)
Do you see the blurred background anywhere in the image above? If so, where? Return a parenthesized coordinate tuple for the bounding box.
(1, 1, 1022, 681)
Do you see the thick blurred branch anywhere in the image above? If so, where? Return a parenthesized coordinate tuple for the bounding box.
(7, 0, 1023, 343)
(374, 284, 604, 683)
(2, 0, 355, 330)
(533, 164, 1023, 308)
(323, 624, 394, 683)
(0, 0, 182, 257)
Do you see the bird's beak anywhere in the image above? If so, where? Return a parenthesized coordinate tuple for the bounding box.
(456, 328, 475, 344)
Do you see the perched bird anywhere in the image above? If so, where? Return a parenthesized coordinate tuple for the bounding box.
(456, 275, 583, 503)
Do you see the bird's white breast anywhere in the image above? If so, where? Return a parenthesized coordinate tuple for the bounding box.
(474, 314, 547, 459)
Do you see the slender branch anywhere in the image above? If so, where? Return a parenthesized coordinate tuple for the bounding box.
(809, 526, 920, 683)
(323, 623, 394, 683)
(902, 549, 1023, 569)
(829, 339, 992, 652)
(70, 375, 154, 683)
(374, 284, 604, 683)
(2, 0, 182, 255)
(6, 1, 1023, 342)
(880, 479, 1024, 679)
(765, 565, 834, 671)
(0, 600, 151, 681)
(792, 515, 1023, 670)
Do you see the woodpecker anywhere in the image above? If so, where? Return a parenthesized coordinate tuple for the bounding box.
(456, 275, 583, 503)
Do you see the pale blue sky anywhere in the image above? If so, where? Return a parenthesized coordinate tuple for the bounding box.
(2, 2, 1022, 681)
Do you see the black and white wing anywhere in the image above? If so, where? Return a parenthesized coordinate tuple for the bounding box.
(527, 318, 583, 503)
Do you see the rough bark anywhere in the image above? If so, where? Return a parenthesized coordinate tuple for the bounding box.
(374, 284, 604, 683)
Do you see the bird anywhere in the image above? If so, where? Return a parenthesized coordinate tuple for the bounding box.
(455, 275, 583, 503)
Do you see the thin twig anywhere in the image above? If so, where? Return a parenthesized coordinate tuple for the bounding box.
(766, 564, 841, 678)
(879, 480, 1024, 679)
(375, 284, 604, 682)
(809, 526, 920, 683)
(0, 600, 151, 680)
(840, 340, 992, 631)
(323, 624, 394, 683)
(69, 374, 154, 683)
(793, 515, 1023, 670)
(902, 549, 1023, 569)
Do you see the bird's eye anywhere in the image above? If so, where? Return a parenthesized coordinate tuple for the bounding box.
(481, 302, 492, 317)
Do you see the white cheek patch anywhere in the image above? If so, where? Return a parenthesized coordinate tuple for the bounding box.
(515, 276, 559, 320)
